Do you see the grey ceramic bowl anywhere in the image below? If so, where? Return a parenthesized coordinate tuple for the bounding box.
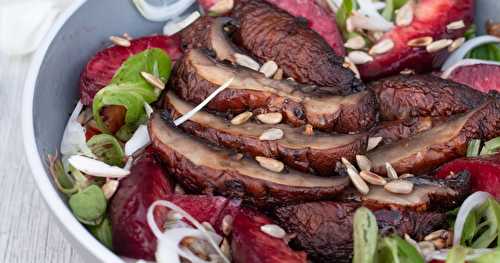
(22, 0, 500, 262)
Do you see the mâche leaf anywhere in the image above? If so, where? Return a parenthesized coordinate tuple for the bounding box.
(446, 245, 469, 263)
(377, 236, 424, 263)
(353, 207, 378, 263)
(336, 0, 355, 38)
(480, 137, 500, 156)
(466, 139, 481, 157)
(382, 0, 394, 21)
(88, 217, 113, 249)
(87, 134, 125, 166)
(69, 185, 107, 226)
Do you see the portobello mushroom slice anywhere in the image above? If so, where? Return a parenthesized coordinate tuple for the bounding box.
(171, 49, 377, 133)
(149, 113, 350, 207)
(231, 0, 363, 95)
(163, 91, 367, 176)
(367, 98, 500, 176)
(370, 74, 487, 121)
(272, 201, 448, 263)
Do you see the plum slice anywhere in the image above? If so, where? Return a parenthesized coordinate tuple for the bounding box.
(447, 63, 500, 93)
(435, 153, 500, 199)
(79, 35, 182, 105)
(358, 0, 474, 80)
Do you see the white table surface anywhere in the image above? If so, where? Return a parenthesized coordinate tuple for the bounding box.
(0, 54, 84, 263)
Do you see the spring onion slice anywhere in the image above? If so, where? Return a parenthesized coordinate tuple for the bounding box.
(466, 139, 482, 157)
(68, 155, 130, 178)
(124, 125, 150, 156)
(480, 137, 500, 156)
(132, 0, 196, 22)
(60, 101, 95, 158)
(453, 192, 492, 245)
(174, 77, 234, 126)
(442, 36, 500, 71)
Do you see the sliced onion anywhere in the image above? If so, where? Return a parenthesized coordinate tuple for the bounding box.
(68, 155, 130, 178)
(441, 58, 500, 79)
(441, 36, 500, 71)
(453, 191, 492, 245)
(174, 77, 234, 126)
(163, 11, 201, 36)
(147, 200, 230, 263)
(124, 125, 151, 156)
(144, 102, 154, 119)
(354, 0, 394, 32)
(132, 0, 196, 22)
(60, 101, 95, 158)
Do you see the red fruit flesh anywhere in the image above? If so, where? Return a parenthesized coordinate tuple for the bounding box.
(448, 64, 500, 93)
(231, 209, 307, 263)
(358, 0, 474, 80)
(196, 0, 345, 55)
(79, 35, 183, 105)
(435, 154, 500, 199)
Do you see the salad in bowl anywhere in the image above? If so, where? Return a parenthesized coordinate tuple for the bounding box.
(28, 0, 500, 262)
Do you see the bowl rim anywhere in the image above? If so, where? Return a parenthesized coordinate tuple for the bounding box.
(21, 0, 125, 262)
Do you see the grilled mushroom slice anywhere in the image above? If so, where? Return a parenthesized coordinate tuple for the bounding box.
(370, 74, 487, 121)
(149, 113, 350, 207)
(163, 92, 367, 176)
(367, 98, 500, 175)
(171, 49, 377, 133)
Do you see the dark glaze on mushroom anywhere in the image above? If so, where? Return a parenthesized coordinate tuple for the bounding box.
(171, 49, 377, 133)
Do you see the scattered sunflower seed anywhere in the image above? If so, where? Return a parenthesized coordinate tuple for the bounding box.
(344, 35, 366, 49)
(122, 32, 132, 40)
(222, 215, 234, 236)
(400, 69, 415, 75)
(259, 128, 284, 141)
(384, 179, 414, 194)
(407, 36, 433, 47)
(208, 0, 234, 15)
(231, 111, 253, 125)
(348, 51, 373, 65)
(343, 57, 361, 78)
(359, 170, 387, 186)
(347, 166, 370, 195)
(448, 37, 465, 52)
(174, 185, 185, 194)
(395, 1, 414, 26)
(446, 20, 465, 30)
(303, 124, 314, 136)
(140, 71, 165, 90)
(426, 39, 453, 53)
(356, 155, 372, 171)
(273, 68, 284, 80)
(110, 35, 131, 47)
(367, 137, 383, 151)
(369, 39, 394, 55)
(385, 162, 398, 179)
(259, 61, 279, 78)
(255, 156, 285, 173)
(341, 157, 358, 172)
(424, 229, 448, 241)
(260, 224, 286, 239)
(399, 173, 415, 179)
(256, 112, 283, 125)
(234, 53, 260, 71)
(346, 17, 354, 32)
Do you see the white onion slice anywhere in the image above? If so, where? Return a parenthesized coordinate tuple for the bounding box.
(124, 125, 151, 156)
(441, 36, 500, 71)
(163, 11, 201, 36)
(60, 101, 95, 158)
(0, 1, 60, 56)
(132, 0, 196, 22)
(68, 155, 130, 178)
(441, 58, 500, 79)
(144, 102, 154, 119)
(174, 77, 234, 126)
(453, 191, 492, 245)
(147, 200, 230, 263)
(354, 0, 394, 32)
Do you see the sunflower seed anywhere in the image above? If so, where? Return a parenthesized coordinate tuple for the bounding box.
(140, 71, 165, 90)
(234, 53, 260, 71)
(259, 128, 284, 141)
(385, 162, 398, 179)
(222, 215, 234, 236)
(347, 166, 370, 195)
(259, 61, 279, 78)
(384, 179, 414, 194)
(341, 157, 358, 172)
(446, 20, 465, 30)
(348, 51, 373, 65)
(399, 173, 415, 179)
(356, 155, 372, 171)
(346, 17, 354, 32)
(343, 57, 361, 78)
(231, 111, 253, 125)
(209, 0, 234, 15)
(407, 36, 433, 47)
(256, 112, 283, 124)
(367, 137, 383, 151)
(102, 180, 119, 199)
(273, 68, 284, 80)
(287, 77, 296, 82)
(448, 37, 465, 52)
(202, 222, 216, 232)
(220, 238, 232, 260)
(369, 39, 394, 55)
(122, 32, 132, 40)
(359, 170, 387, 186)
(400, 69, 415, 75)
(371, 31, 384, 41)
(424, 229, 448, 241)
(304, 124, 314, 136)
(256, 156, 285, 173)
(344, 35, 366, 49)
(174, 185, 185, 194)
(110, 35, 131, 47)
(395, 1, 414, 26)
(426, 39, 453, 53)
(260, 224, 286, 239)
